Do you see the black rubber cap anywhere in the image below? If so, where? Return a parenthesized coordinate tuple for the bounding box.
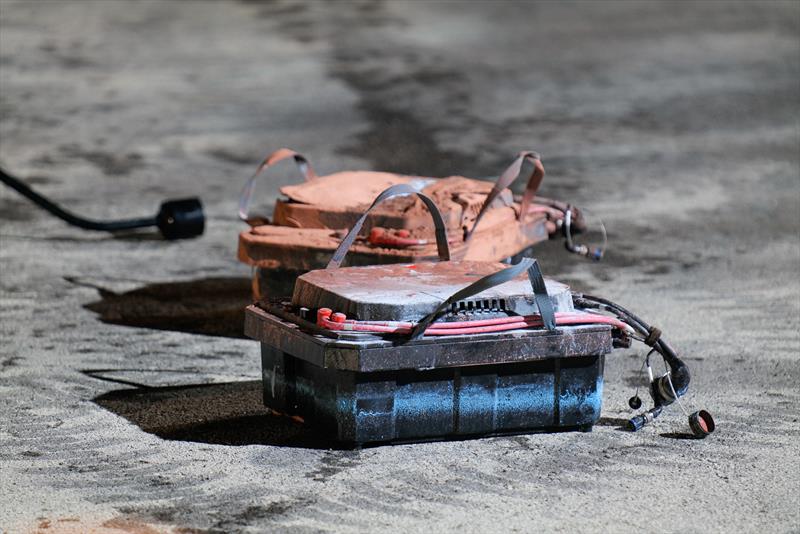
(628, 395, 643, 410)
(156, 198, 204, 240)
(688, 410, 715, 438)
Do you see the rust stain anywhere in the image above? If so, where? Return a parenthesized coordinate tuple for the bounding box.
(101, 517, 163, 534)
(28, 515, 181, 534)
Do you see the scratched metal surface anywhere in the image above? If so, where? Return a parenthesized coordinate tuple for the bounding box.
(1, 1, 799, 533)
(291, 261, 573, 321)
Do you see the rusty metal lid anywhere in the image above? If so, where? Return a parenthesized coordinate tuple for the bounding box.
(279, 171, 435, 208)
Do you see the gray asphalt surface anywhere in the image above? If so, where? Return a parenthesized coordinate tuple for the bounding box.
(1, 1, 799, 533)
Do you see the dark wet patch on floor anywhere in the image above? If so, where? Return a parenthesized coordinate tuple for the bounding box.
(247, 0, 406, 43)
(205, 147, 255, 166)
(59, 144, 145, 176)
(223, 500, 311, 525)
(305, 450, 362, 482)
(30, 153, 60, 167)
(1, 356, 23, 372)
(215, 497, 317, 532)
(642, 264, 671, 276)
(118, 496, 316, 533)
(0, 196, 38, 221)
(51, 53, 95, 70)
(620, 85, 800, 135)
(21, 174, 59, 185)
(623, 370, 645, 388)
(338, 104, 481, 177)
(330, 25, 484, 174)
(38, 40, 96, 69)
(242, 0, 309, 19)
(250, 0, 498, 178)
(81, 277, 252, 338)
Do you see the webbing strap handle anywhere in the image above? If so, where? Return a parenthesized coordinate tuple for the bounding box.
(326, 183, 451, 269)
(465, 151, 545, 241)
(410, 257, 556, 339)
(239, 148, 317, 225)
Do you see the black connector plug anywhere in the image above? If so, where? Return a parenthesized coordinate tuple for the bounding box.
(627, 406, 663, 432)
(156, 198, 204, 240)
(1, 166, 205, 240)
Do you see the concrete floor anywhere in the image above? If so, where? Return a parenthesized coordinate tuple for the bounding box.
(1, 1, 799, 532)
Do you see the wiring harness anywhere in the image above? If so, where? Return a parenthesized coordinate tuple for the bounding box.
(316, 308, 633, 336)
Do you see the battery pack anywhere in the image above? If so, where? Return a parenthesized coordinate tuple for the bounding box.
(245, 303, 611, 444)
(244, 185, 614, 444)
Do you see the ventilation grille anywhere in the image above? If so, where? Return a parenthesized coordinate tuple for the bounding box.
(450, 298, 507, 313)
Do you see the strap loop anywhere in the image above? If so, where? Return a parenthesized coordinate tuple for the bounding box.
(326, 184, 450, 269)
(239, 148, 316, 225)
(410, 257, 556, 339)
(465, 151, 545, 241)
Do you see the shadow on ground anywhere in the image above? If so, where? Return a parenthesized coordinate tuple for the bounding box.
(89, 372, 639, 450)
(595, 417, 629, 431)
(81, 277, 253, 338)
(92, 378, 345, 449)
(79, 278, 351, 448)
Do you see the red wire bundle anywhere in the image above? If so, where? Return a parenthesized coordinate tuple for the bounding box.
(316, 308, 630, 336)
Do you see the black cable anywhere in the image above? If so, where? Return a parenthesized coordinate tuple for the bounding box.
(574, 290, 715, 437)
(0, 166, 204, 239)
(574, 293, 689, 394)
(1, 167, 155, 231)
(575, 294, 649, 333)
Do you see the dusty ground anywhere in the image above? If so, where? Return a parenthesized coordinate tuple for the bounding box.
(1, 1, 799, 533)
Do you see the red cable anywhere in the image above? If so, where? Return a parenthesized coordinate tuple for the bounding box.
(317, 309, 630, 336)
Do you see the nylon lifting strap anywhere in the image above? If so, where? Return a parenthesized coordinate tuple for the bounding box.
(410, 257, 556, 340)
(238, 148, 317, 225)
(326, 183, 451, 269)
(465, 151, 545, 241)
